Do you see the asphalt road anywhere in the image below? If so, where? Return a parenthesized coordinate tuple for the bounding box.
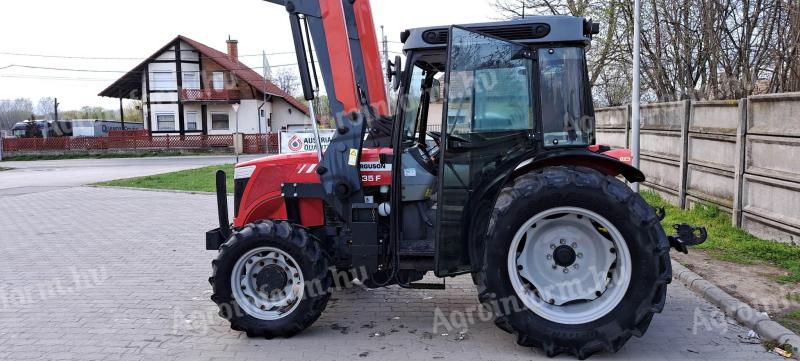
(0, 155, 260, 197)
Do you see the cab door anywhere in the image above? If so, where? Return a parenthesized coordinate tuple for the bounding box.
(434, 27, 537, 276)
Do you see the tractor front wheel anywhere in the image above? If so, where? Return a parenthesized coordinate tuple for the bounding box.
(475, 166, 672, 359)
(209, 220, 332, 338)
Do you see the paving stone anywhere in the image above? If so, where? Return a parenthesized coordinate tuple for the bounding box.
(0, 187, 784, 360)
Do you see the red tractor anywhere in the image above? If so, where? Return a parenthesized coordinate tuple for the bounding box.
(205, 1, 705, 358)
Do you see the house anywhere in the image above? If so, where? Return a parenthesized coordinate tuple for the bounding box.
(99, 35, 310, 135)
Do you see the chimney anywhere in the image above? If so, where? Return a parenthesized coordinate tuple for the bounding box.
(226, 36, 239, 62)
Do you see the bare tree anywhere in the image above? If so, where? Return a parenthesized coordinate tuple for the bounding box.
(123, 100, 144, 123)
(491, 0, 629, 105)
(767, 0, 800, 93)
(491, 0, 799, 104)
(274, 68, 301, 97)
(35, 97, 55, 119)
(0, 98, 33, 130)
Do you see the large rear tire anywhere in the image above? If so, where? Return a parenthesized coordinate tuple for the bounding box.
(209, 220, 332, 338)
(475, 166, 672, 359)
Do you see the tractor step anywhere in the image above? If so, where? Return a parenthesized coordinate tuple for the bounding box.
(399, 239, 435, 256)
(407, 281, 445, 290)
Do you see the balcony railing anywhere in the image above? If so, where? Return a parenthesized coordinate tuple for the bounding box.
(180, 89, 240, 102)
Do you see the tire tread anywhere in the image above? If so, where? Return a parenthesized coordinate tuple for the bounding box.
(476, 166, 671, 359)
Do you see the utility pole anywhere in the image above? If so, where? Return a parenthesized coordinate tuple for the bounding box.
(262, 51, 271, 133)
(263, 50, 272, 154)
(381, 25, 392, 113)
(53, 98, 59, 121)
(521, 0, 525, 18)
(631, 0, 642, 192)
(119, 97, 125, 130)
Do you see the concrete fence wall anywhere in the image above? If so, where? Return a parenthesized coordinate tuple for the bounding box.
(595, 92, 800, 246)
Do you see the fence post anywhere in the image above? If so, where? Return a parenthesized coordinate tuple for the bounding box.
(677, 99, 691, 209)
(732, 98, 748, 228)
(167, 134, 170, 149)
(0, 136, 3, 161)
(625, 103, 632, 149)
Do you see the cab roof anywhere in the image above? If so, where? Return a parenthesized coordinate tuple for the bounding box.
(402, 16, 595, 52)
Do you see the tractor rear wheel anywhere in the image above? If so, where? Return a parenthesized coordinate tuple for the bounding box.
(209, 220, 332, 338)
(475, 166, 672, 359)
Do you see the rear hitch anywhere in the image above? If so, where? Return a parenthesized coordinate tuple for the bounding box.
(654, 207, 708, 254)
(669, 223, 708, 254)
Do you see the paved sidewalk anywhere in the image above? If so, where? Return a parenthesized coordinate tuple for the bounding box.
(0, 187, 780, 360)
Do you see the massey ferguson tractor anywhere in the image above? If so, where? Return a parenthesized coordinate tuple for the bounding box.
(205, 0, 706, 358)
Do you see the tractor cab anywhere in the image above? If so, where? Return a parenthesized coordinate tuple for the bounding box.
(389, 19, 600, 276)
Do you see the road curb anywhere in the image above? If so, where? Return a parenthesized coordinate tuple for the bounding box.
(87, 185, 225, 196)
(672, 261, 799, 358)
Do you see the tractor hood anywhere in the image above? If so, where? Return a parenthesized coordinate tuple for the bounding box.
(232, 147, 393, 228)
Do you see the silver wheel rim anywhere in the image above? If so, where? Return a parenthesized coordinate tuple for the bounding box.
(231, 247, 305, 320)
(507, 206, 632, 325)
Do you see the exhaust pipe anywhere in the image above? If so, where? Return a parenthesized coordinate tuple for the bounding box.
(216, 170, 232, 240)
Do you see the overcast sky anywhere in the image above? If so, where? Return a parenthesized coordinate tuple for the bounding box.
(0, 0, 496, 110)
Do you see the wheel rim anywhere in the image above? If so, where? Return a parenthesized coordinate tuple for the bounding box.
(507, 206, 632, 325)
(231, 247, 305, 321)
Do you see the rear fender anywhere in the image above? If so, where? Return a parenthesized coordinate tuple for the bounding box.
(511, 149, 645, 183)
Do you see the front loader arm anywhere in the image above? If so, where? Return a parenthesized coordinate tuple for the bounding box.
(265, 0, 388, 222)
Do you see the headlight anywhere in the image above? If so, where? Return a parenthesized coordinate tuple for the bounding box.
(234, 165, 256, 180)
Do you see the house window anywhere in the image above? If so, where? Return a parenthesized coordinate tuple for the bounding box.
(212, 72, 224, 90)
(260, 109, 265, 117)
(211, 113, 229, 130)
(151, 71, 175, 90)
(182, 71, 200, 89)
(186, 111, 198, 131)
(156, 113, 175, 131)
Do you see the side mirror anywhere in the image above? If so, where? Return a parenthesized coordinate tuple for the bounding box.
(430, 79, 442, 103)
(386, 55, 403, 91)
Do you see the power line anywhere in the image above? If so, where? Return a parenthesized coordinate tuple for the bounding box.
(5, 65, 129, 73)
(0, 60, 316, 84)
(0, 62, 307, 74)
(0, 50, 298, 61)
(0, 74, 116, 82)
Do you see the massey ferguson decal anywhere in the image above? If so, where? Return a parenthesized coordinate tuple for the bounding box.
(359, 162, 392, 171)
(293, 160, 392, 185)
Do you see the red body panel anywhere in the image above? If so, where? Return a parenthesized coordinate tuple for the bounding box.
(319, 0, 359, 113)
(234, 147, 393, 228)
(601, 148, 633, 165)
(352, 0, 388, 115)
